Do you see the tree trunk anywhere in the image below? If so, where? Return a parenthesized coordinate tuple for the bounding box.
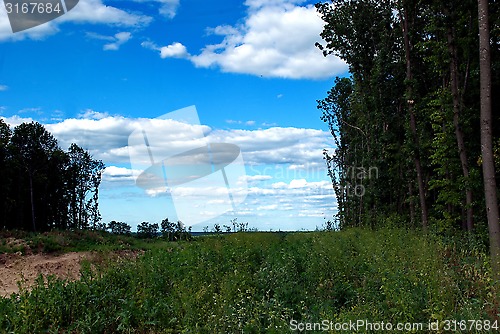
(400, 2, 428, 229)
(447, 24, 474, 231)
(29, 173, 36, 232)
(478, 0, 500, 282)
(408, 182, 416, 225)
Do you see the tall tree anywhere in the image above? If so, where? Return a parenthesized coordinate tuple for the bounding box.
(319, 77, 354, 228)
(398, 0, 429, 229)
(0, 119, 12, 229)
(317, 0, 426, 228)
(46, 148, 71, 230)
(67, 143, 105, 229)
(10, 122, 58, 231)
(446, 1, 475, 231)
(477, 0, 500, 281)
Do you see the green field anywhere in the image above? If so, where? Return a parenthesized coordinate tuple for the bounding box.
(0, 228, 498, 333)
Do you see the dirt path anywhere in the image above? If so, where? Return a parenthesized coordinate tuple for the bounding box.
(0, 251, 91, 297)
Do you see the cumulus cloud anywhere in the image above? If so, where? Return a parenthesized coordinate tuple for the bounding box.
(141, 41, 190, 59)
(60, 0, 151, 26)
(0, 115, 33, 127)
(192, 2, 347, 79)
(207, 127, 331, 167)
(1, 114, 333, 170)
(160, 42, 189, 58)
(102, 166, 142, 182)
(0, 113, 337, 228)
(0, 0, 151, 42)
(144, 0, 347, 79)
(77, 109, 110, 119)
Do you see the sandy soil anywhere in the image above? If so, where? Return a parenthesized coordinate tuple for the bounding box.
(0, 251, 91, 297)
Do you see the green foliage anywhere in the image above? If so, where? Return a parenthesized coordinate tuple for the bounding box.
(107, 221, 132, 235)
(0, 229, 173, 254)
(0, 228, 496, 332)
(0, 121, 105, 232)
(317, 0, 498, 233)
(67, 143, 105, 230)
(136, 222, 159, 239)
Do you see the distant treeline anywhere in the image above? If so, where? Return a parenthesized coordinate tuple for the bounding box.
(106, 219, 254, 239)
(316, 0, 500, 232)
(0, 119, 104, 232)
(107, 219, 191, 241)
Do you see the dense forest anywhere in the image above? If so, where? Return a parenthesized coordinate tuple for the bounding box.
(316, 0, 500, 274)
(0, 120, 104, 232)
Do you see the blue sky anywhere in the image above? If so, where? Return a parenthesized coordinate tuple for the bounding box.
(0, 0, 347, 231)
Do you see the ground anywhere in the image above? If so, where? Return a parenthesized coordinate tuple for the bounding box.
(0, 236, 143, 297)
(0, 251, 90, 297)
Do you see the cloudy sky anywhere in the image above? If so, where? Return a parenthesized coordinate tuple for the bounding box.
(0, 0, 347, 231)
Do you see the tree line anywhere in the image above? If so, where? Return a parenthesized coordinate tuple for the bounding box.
(0, 119, 105, 232)
(107, 219, 191, 240)
(316, 1, 499, 273)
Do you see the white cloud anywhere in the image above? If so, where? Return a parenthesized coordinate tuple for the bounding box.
(87, 31, 132, 51)
(207, 127, 332, 167)
(0, 85, 8, 91)
(0, 115, 34, 127)
(195, 2, 347, 79)
(0, 113, 337, 228)
(240, 175, 273, 183)
(257, 204, 278, 210)
(144, 0, 346, 79)
(103, 166, 141, 180)
(78, 109, 110, 120)
(0, 0, 151, 42)
(85, 31, 114, 41)
(133, 0, 179, 18)
(19, 107, 42, 114)
(160, 42, 189, 58)
(103, 32, 132, 51)
(156, 0, 180, 18)
(1, 114, 334, 169)
(61, 0, 151, 26)
(141, 41, 189, 59)
(289, 179, 308, 188)
(244, 0, 306, 10)
(225, 119, 256, 126)
(270, 179, 331, 191)
(46, 115, 210, 161)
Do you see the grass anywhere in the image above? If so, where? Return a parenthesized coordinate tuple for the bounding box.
(0, 229, 172, 255)
(0, 227, 498, 333)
